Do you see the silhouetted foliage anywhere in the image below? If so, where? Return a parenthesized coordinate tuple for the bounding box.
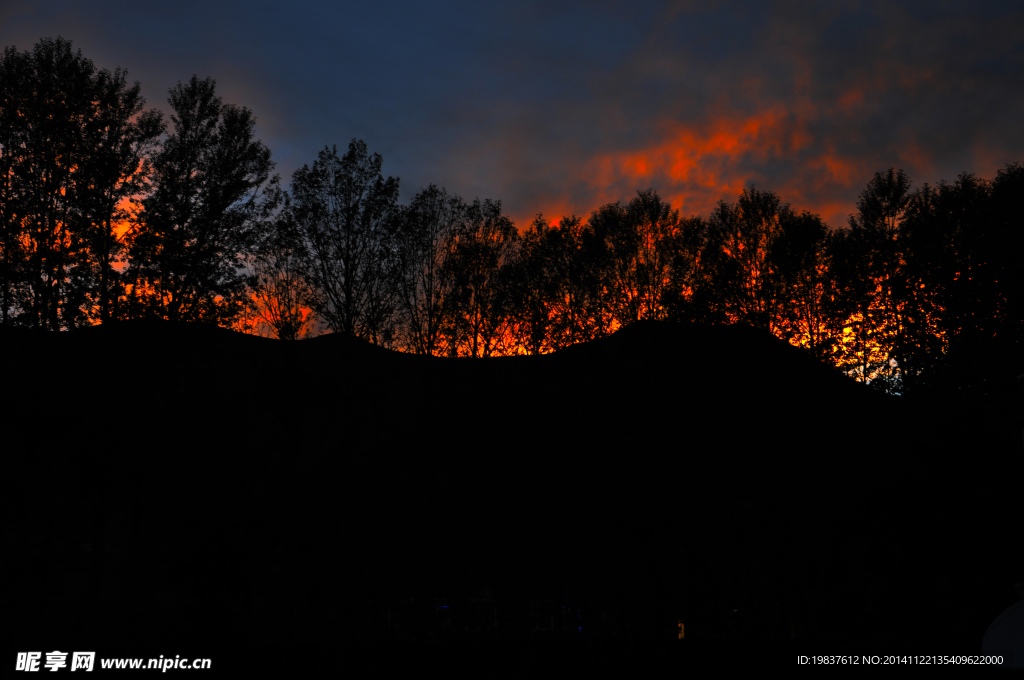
(245, 209, 312, 340)
(771, 208, 842, 362)
(4, 36, 1024, 401)
(4, 37, 98, 329)
(846, 169, 914, 390)
(0, 37, 163, 328)
(708, 187, 788, 334)
(584, 189, 680, 330)
(662, 215, 710, 324)
(393, 184, 463, 355)
(987, 163, 1024, 363)
(441, 198, 519, 357)
(125, 75, 279, 325)
(7, 35, 1024, 674)
(0, 44, 31, 326)
(82, 66, 165, 323)
(508, 213, 605, 353)
(291, 140, 401, 346)
(898, 166, 1024, 398)
(506, 214, 555, 355)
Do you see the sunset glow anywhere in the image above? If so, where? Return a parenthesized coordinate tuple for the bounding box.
(4, 6, 1022, 668)
(520, 99, 881, 232)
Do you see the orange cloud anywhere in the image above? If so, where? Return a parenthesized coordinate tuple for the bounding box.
(577, 106, 813, 219)
(519, 107, 818, 226)
(485, 63, 965, 236)
(518, 81, 913, 230)
(836, 87, 864, 114)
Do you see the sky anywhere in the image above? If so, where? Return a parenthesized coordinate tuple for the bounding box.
(4, 0, 1024, 230)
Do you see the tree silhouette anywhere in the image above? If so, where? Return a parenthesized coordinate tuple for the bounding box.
(623, 189, 681, 323)
(394, 184, 463, 355)
(899, 180, 962, 394)
(80, 67, 164, 323)
(246, 210, 312, 340)
(503, 215, 550, 355)
(771, 208, 842, 362)
(986, 163, 1024, 371)
(0, 44, 31, 326)
(0, 38, 164, 328)
(291, 140, 401, 345)
(541, 214, 607, 348)
(899, 166, 1024, 397)
(4, 34, 1023, 412)
(0, 38, 101, 328)
(586, 189, 680, 330)
(707, 187, 787, 334)
(126, 75, 279, 325)
(662, 215, 710, 324)
(511, 213, 610, 351)
(442, 198, 518, 357)
(826, 220, 882, 384)
(848, 168, 914, 390)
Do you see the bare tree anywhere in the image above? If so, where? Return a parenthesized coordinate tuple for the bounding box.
(291, 140, 400, 345)
(247, 211, 312, 340)
(394, 184, 464, 355)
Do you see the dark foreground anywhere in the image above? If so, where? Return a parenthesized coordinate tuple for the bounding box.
(4, 320, 1022, 674)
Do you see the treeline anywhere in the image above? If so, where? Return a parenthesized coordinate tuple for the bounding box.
(2, 38, 1022, 397)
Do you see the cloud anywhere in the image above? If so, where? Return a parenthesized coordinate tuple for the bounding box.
(4, 1, 1023, 232)
(500, 1, 1024, 228)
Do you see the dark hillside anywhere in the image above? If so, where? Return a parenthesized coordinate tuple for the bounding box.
(4, 320, 1021, 673)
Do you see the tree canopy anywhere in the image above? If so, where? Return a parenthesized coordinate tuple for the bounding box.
(3, 36, 1022, 400)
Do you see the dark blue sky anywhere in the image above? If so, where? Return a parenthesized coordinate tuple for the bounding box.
(4, 1, 1023, 228)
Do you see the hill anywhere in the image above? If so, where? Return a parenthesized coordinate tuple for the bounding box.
(3, 319, 1021, 673)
